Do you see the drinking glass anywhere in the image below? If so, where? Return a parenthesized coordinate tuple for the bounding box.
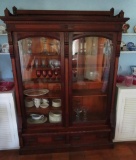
(48, 69, 53, 80)
(36, 70, 41, 78)
(34, 58, 39, 68)
(72, 68, 77, 81)
(74, 107, 82, 121)
(82, 106, 88, 121)
(54, 69, 59, 80)
(42, 70, 48, 81)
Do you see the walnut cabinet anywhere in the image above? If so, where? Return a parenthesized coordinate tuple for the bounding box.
(0, 7, 129, 154)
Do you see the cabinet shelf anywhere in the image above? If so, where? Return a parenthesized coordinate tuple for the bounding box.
(120, 51, 136, 54)
(24, 91, 61, 98)
(73, 89, 107, 97)
(0, 33, 7, 36)
(0, 52, 9, 55)
(26, 106, 62, 114)
(122, 33, 136, 36)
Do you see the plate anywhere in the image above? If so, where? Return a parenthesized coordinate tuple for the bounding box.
(24, 89, 49, 96)
(27, 116, 47, 124)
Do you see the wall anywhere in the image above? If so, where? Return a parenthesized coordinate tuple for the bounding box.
(0, 0, 136, 78)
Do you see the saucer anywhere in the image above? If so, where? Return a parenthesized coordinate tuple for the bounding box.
(27, 116, 47, 124)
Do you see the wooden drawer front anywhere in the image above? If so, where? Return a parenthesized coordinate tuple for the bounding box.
(70, 132, 110, 145)
(23, 135, 66, 146)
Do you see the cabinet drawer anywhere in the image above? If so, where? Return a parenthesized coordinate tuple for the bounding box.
(70, 132, 110, 145)
(23, 134, 66, 146)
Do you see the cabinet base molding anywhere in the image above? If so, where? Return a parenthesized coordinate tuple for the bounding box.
(19, 142, 114, 155)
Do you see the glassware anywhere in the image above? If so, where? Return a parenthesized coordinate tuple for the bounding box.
(42, 70, 48, 81)
(82, 106, 88, 121)
(48, 69, 53, 80)
(54, 69, 59, 80)
(36, 70, 41, 78)
(74, 107, 82, 121)
(41, 59, 46, 67)
(34, 58, 39, 68)
(72, 68, 77, 81)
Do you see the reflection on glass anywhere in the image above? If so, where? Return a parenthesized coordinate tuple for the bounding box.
(27, 38, 32, 54)
(40, 37, 47, 53)
(82, 106, 88, 121)
(72, 37, 112, 91)
(72, 36, 113, 123)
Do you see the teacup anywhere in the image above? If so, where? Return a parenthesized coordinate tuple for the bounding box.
(42, 98, 49, 104)
(33, 98, 41, 108)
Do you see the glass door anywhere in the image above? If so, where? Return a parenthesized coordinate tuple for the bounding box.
(70, 34, 113, 125)
(17, 33, 64, 128)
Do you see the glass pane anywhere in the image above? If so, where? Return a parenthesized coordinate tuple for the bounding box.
(18, 36, 62, 126)
(72, 36, 113, 123)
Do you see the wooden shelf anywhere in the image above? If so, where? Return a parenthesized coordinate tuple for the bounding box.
(73, 89, 107, 97)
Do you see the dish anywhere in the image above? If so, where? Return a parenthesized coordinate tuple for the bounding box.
(122, 23, 130, 33)
(52, 99, 61, 107)
(49, 59, 60, 68)
(27, 116, 47, 124)
(126, 42, 134, 49)
(40, 103, 49, 108)
(25, 99, 34, 107)
(24, 89, 49, 96)
(134, 26, 136, 33)
(49, 110, 62, 123)
(0, 25, 6, 34)
(2, 43, 9, 53)
(30, 114, 44, 120)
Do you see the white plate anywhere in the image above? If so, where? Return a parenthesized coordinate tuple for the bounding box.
(24, 89, 49, 96)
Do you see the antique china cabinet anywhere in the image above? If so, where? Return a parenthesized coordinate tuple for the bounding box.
(0, 7, 129, 154)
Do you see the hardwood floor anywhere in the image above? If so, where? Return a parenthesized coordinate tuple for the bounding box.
(0, 142, 136, 160)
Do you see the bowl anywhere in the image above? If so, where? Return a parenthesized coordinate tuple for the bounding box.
(30, 114, 44, 120)
(129, 46, 136, 51)
(40, 103, 49, 109)
(25, 100, 34, 107)
(49, 110, 62, 123)
(52, 99, 61, 107)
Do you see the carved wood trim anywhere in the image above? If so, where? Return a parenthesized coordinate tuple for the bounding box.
(7, 32, 15, 58)
(64, 32, 69, 58)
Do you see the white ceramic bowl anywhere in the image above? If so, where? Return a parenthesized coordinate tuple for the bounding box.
(40, 103, 49, 109)
(49, 110, 62, 123)
(30, 114, 44, 120)
(52, 99, 61, 107)
(25, 99, 34, 107)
